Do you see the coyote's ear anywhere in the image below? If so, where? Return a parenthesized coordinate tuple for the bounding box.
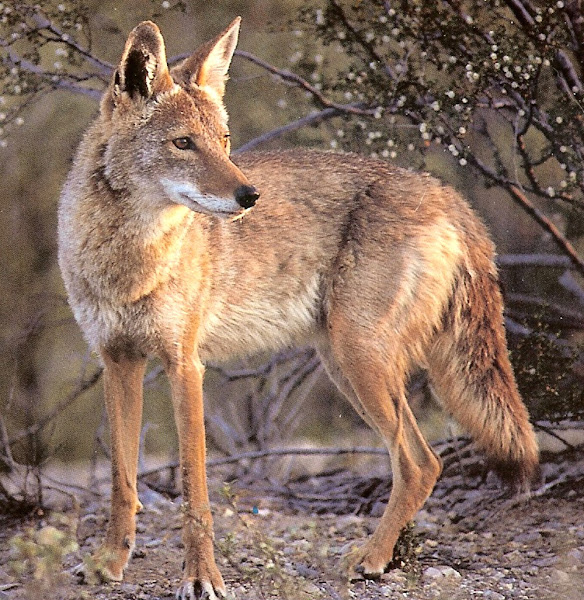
(172, 17, 240, 100)
(104, 21, 174, 113)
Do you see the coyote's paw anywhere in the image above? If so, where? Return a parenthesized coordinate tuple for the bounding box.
(73, 546, 130, 585)
(344, 542, 391, 580)
(175, 577, 228, 600)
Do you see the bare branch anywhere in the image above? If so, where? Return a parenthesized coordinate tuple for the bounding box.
(466, 152, 584, 277)
(235, 50, 376, 116)
(234, 108, 340, 154)
(503, 0, 536, 28)
(8, 368, 103, 447)
(497, 254, 574, 268)
(30, 10, 114, 75)
(559, 270, 584, 305)
(5, 49, 104, 99)
(138, 446, 389, 479)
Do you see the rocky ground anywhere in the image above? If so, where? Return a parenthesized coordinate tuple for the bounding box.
(1, 445, 583, 600)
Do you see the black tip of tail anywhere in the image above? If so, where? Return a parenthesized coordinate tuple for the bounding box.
(490, 457, 541, 494)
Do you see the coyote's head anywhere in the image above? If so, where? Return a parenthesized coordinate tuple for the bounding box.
(100, 18, 259, 219)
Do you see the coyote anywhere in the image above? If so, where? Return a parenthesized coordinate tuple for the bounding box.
(58, 17, 539, 600)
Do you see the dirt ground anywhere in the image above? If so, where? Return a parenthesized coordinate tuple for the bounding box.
(1, 447, 584, 600)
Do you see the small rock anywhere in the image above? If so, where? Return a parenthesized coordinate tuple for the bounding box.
(483, 591, 505, 600)
(566, 548, 583, 564)
(423, 565, 461, 580)
(513, 531, 542, 544)
(120, 583, 139, 594)
(423, 567, 444, 580)
(550, 569, 570, 584)
(533, 555, 558, 567)
(302, 583, 321, 595)
(380, 570, 407, 585)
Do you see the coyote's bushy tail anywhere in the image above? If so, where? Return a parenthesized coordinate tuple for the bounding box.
(427, 244, 539, 491)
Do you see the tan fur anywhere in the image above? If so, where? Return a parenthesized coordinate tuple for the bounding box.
(58, 19, 539, 599)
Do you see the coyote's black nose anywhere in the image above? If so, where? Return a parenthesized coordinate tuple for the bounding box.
(235, 184, 260, 209)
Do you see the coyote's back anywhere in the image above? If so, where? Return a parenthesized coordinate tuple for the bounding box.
(58, 17, 539, 600)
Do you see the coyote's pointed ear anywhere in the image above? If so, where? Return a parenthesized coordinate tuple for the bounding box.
(103, 21, 174, 115)
(172, 17, 240, 100)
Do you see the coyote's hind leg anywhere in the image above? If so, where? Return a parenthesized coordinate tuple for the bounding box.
(323, 332, 441, 577)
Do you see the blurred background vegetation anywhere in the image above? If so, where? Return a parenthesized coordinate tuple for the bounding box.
(1, 0, 583, 504)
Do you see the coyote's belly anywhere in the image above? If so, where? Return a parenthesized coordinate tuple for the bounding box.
(198, 272, 323, 362)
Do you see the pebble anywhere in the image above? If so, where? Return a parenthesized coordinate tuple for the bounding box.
(380, 570, 407, 584)
(423, 565, 462, 580)
(533, 556, 558, 567)
(550, 569, 570, 583)
(482, 591, 505, 600)
(513, 531, 542, 544)
(566, 547, 583, 563)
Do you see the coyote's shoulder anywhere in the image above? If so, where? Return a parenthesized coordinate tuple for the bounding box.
(58, 18, 538, 600)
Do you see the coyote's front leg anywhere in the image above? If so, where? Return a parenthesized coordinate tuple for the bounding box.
(166, 351, 226, 600)
(84, 351, 146, 582)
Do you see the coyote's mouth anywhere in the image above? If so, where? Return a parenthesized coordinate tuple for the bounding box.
(161, 178, 244, 218)
(179, 194, 251, 221)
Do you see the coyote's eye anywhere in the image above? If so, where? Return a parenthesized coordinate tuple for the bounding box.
(223, 133, 230, 150)
(173, 136, 196, 151)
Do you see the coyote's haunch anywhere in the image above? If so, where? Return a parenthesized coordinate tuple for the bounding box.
(58, 16, 539, 600)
